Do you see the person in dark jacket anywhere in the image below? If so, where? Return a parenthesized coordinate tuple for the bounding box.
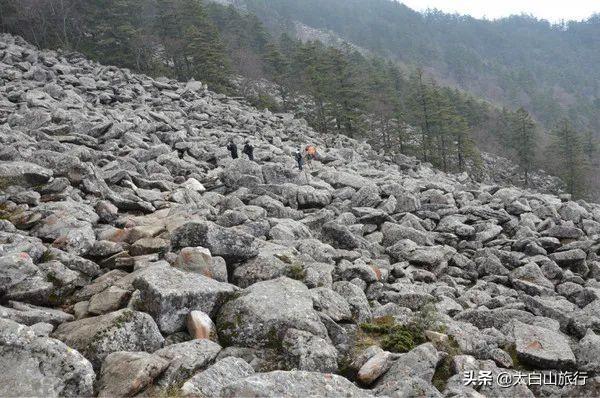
(242, 141, 254, 161)
(294, 150, 304, 171)
(227, 140, 238, 159)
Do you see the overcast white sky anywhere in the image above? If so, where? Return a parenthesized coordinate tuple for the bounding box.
(400, 0, 600, 22)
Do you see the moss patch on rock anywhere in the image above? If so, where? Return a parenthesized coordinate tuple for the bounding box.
(358, 316, 427, 353)
(432, 336, 462, 392)
(284, 263, 306, 281)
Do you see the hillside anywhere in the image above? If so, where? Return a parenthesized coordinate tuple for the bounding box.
(234, 0, 600, 132)
(2, 0, 598, 200)
(206, 0, 600, 200)
(2, 34, 600, 397)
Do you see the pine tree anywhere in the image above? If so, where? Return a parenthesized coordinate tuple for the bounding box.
(80, 0, 156, 72)
(292, 41, 335, 134)
(263, 42, 291, 108)
(551, 119, 586, 197)
(155, 0, 229, 90)
(449, 112, 476, 172)
(328, 46, 364, 138)
(510, 108, 537, 185)
(583, 130, 598, 163)
(406, 68, 434, 163)
(427, 83, 450, 171)
(365, 58, 402, 151)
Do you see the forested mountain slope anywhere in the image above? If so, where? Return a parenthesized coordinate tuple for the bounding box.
(234, 0, 600, 132)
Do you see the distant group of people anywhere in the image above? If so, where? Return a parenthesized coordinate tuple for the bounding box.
(295, 145, 317, 171)
(227, 140, 254, 161)
(226, 139, 317, 172)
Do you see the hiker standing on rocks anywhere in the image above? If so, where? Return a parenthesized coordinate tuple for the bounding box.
(305, 144, 317, 165)
(227, 139, 238, 159)
(242, 141, 255, 161)
(295, 150, 304, 171)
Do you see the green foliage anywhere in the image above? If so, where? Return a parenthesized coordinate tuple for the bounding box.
(284, 263, 306, 281)
(548, 119, 588, 197)
(359, 315, 428, 353)
(40, 250, 57, 263)
(0, 0, 230, 90)
(432, 337, 461, 392)
(154, 0, 230, 90)
(250, 91, 282, 112)
(504, 343, 534, 371)
(509, 108, 537, 185)
(154, 385, 185, 398)
(240, 0, 600, 132)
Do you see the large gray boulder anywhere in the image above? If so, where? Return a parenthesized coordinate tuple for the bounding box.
(154, 339, 222, 388)
(0, 253, 82, 306)
(171, 221, 258, 262)
(181, 356, 255, 397)
(282, 328, 338, 372)
(310, 287, 353, 322)
(0, 161, 52, 188)
(386, 240, 455, 270)
(373, 343, 440, 396)
(221, 158, 264, 189)
(217, 277, 328, 348)
(575, 329, 600, 372)
(0, 252, 51, 302)
(510, 262, 555, 295)
(133, 266, 236, 334)
(52, 309, 164, 369)
(351, 185, 381, 208)
(544, 224, 584, 240)
(96, 351, 169, 398)
(549, 249, 587, 267)
(522, 295, 576, 331)
(231, 242, 311, 288)
(514, 321, 575, 369)
(332, 281, 372, 323)
(220, 370, 373, 397)
(282, 184, 332, 209)
(0, 301, 73, 326)
(269, 218, 312, 241)
(322, 221, 365, 250)
(0, 318, 95, 397)
(30, 201, 97, 256)
(381, 222, 433, 247)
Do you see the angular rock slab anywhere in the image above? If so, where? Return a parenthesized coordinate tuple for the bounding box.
(514, 321, 575, 369)
(0, 161, 52, 188)
(52, 309, 164, 369)
(373, 343, 440, 395)
(575, 329, 600, 372)
(0, 318, 95, 397)
(97, 351, 169, 398)
(0, 300, 73, 326)
(181, 356, 254, 397)
(282, 328, 338, 373)
(133, 266, 236, 334)
(154, 339, 222, 388)
(171, 221, 258, 263)
(220, 370, 373, 397)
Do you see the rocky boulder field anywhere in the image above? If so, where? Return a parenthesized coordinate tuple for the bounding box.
(1, 33, 600, 397)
